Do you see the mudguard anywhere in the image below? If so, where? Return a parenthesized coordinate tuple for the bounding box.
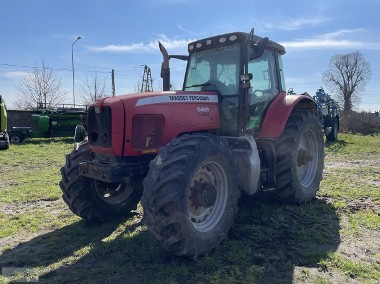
(258, 92, 317, 139)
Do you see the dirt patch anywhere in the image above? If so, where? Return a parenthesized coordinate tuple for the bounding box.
(346, 198, 380, 212)
(325, 158, 380, 169)
(293, 266, 363, 284)
(337, 221, 380, 264)
(0, 199, 64, 216)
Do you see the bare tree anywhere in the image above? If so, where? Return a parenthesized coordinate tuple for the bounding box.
(322, 51, 371, 113)
(15, 60, 66, 110)
(78, 73, 111, 107)
(133, 80, 141, 93)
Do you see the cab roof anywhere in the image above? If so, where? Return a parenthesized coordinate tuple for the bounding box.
(188, 32, 286, 55)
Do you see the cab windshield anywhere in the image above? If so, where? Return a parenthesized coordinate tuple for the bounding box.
(183, 43, 241, 133)
(183, 43, 241, 96)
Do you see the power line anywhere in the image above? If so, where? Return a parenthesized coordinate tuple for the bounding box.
(0, 62, 146, 76)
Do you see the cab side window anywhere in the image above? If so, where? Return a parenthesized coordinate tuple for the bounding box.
(248, 50, 279, 129)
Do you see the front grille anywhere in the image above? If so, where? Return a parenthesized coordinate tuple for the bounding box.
(87, 106, 112, 147)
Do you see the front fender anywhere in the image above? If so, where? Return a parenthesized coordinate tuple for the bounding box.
(258, 92, 317, 139)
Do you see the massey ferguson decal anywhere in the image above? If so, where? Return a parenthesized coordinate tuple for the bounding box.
(169, 95, 211, 101)
(135, 94, 218, 106)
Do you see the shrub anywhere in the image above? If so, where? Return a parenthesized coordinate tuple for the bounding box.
(340, 111, 380, 135)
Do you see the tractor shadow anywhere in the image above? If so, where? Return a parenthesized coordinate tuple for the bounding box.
(0, 198, 340, 283)
(232, 195, 341, 283)
(0, 219, 122, 270)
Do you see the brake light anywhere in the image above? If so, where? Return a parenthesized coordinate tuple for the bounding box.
(132, 115, 165, 149)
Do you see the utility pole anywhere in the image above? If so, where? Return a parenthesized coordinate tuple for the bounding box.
(71, 36, 81, 108)
(140, 65, 153, 92)
(112, 69, 116, 96)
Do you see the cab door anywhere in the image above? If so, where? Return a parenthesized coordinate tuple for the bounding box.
(247, 50, 282, 131)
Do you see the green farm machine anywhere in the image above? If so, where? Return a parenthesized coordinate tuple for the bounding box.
(8, 108, 87, 143)
(314, 87, 340, 141)
(0, 95, 10, 150)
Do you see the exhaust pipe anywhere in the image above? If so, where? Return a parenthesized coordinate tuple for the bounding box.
(159, 42, 170, 91)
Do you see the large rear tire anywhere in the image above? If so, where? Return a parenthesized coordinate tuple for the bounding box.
(274, 110, 324, 203)
(60, 141, 143, 222)
(141, 134, 240, 258)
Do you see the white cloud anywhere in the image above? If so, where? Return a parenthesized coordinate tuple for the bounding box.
(282, 39, 361, 48)
(177, 25, 199, 36)
(281, 29, 380, 49)
(89, 42, 150, 53)
(265, 17, 330, 31)
(1, 71, 29, 79)
(320, 29, 365, 38)
(88, 35, 195, 53)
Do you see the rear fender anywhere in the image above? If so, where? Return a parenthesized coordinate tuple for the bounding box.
(258, 92, 317, 139)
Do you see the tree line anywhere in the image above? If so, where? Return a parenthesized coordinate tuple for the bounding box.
(14, 59, 111, 110)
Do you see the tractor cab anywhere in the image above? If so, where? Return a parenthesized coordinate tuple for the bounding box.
(162, 31, 286, 135)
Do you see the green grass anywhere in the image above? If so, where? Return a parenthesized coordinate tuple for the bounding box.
(319, 253, 380, 280)
(321, 167, 380, 201)
(0, 206, 79, 238)
(348, 209, 380, 231)
(322, 134, 380, 215)
(0, 134, 380, 283)
(0, 138, 72, 203)
(325, 133, 380, 158)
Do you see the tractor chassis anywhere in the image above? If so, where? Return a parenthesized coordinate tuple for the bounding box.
(79, 157, 151, 183)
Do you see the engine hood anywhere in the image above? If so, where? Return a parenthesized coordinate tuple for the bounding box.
(88, 91, 220, 157)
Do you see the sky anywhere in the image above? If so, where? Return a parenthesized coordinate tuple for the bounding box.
(0, 0, 379, 111)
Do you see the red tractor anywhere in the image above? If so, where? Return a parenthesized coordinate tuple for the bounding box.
(60, 29, 324, 259)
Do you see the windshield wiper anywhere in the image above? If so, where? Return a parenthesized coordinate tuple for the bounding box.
(184, 82, 211, 88)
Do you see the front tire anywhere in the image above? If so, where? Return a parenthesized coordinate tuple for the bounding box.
(0, 133, 9, 150)
(9, 132, 24, 144)
(60, 141, 143, 222)
(274, 110, 324, 203)
(141, 134, 240, 258)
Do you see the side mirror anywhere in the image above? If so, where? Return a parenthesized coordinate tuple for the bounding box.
(249, 37, 269, 60)
(240, 73, 253, 89)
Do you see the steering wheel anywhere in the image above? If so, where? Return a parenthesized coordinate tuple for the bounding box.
(201, 79, 227, 92)
(250, 89, 272, 117)
(201, 80, 238, 130)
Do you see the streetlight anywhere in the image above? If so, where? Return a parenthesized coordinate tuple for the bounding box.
(71, 36, 81, 108)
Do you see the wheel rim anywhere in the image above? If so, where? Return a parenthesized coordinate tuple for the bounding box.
(10, 135, 20, 143)
(297, 129, 319, 188)
(94, 178, 133, 205)
(187, 161, 228, 232)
